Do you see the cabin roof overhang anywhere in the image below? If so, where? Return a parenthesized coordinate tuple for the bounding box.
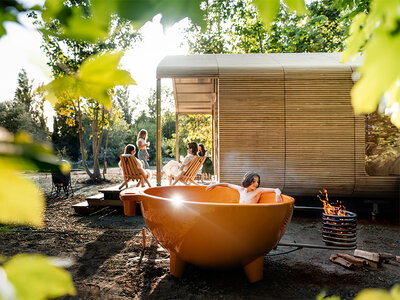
(156, 53, 361, 114)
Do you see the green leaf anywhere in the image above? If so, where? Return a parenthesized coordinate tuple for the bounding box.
(0, 1, 41, 37)
(114, 0, 204, 30)
(390, 285, 400, 299)
(316, 292, 341, 300)
(0, 10, 17, 37)
(0, 128, 68, 227)
(351, 28, 400, 114)
(43, 51, 136, 107)
(42, 0, 111, 42)
(341, 13, 367, 62)
(4, 254, 76, 300)
(370, 0, 399, 32)
(354, 288, 394, 300)
(0, 130, 68, 173)
(60, 6, 109, 42)
(285, 0, 306, 14)
(0, 159, 44, 227)
(253, 0, 281, 28)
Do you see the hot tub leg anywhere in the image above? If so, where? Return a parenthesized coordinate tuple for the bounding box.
(169, 252, 186, 278)
(243, 256, 264, 283)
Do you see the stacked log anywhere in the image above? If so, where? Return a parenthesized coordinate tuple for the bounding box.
(330, 249, 399, 269)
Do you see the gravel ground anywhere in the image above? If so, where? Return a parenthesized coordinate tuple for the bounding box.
(1, 169, 399, 299)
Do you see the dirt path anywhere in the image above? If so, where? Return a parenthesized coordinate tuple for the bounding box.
(1, 170, 399, 299)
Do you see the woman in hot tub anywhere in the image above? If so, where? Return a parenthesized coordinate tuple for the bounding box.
(206, 172, 282, 203)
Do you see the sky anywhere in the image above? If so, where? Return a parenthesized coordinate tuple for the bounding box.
(0, 5, 190, 126)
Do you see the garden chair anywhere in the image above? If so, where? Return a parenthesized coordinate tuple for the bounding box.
(119, 155, 151, 189)
(172, 156, 206, 185)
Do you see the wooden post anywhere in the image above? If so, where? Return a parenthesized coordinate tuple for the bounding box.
(175, 113, 179, 162)
(156, 78, 161, 186)
(213, 78, 219, 182)
(142, 227, 146, 248)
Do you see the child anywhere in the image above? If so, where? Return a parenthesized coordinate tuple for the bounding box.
(136, 129, 150, 169)
(198, 143, 213, 182)
(206, 172, 281, 203)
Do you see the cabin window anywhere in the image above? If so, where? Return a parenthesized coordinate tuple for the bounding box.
(365, 113, 400, 176)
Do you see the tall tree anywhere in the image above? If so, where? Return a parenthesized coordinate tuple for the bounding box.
(186, 0, 349, 54)
(0, 69, 49, 142)
(114, 86, 134, 125)
(37, 9, 138, 180)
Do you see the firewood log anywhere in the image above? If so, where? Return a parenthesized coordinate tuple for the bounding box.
(337, 253, 366, 267)
(330, 254, 355, 270)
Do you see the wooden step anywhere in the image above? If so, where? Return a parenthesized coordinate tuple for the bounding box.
(87, 198, 123, 207)
(99, 184, 123, 200)
(72, 201, 96, 214)
(86, 193, 104, 201)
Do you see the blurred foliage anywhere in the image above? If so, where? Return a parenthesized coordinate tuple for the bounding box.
(354, 284, 400, 300)
(316, 291, 341, 300)
(340, 0, 400, 126)
(43, 51, 135, 108)
(0, 127, 75, 299)
(0, 128, 68, 227)
(253, 0, 306, 29)
(2, 254, 76, 300)
(0, 0, 41, 36)
(316, 284, 400, 299)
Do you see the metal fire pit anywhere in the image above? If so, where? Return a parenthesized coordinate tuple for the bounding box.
(322, 211, 357, 249)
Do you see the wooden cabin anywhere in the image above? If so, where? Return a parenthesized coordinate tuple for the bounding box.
(156, 53, 399, 199)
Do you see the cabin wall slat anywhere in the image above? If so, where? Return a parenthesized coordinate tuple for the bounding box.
(219, 74, 285, 187)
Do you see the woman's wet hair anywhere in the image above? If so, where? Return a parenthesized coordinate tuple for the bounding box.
(187, 141, 198, 155)
(124, 144, 136, 154)
(137, 129, 147, 140)
(198, 143, 206, 156)
(241, 172, 260, 188)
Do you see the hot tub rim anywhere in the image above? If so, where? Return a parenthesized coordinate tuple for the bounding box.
(138, 185, 295, 207)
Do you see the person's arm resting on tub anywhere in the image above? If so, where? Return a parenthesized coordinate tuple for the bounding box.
(206, 183, 241, 191)
(259, 187, 282, 202)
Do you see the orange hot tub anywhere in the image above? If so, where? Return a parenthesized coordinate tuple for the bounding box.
(121, 185, 294, 283)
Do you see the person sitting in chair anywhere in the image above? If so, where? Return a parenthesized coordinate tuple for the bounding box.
(119, 144, 152, 187)
(162, 141, 200, 185)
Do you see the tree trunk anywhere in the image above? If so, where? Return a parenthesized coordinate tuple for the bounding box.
(91, 107, 102, 181)
(103, 125, 109, 179)
(76, 101, 93, 178)
(91, 105, 106, 181)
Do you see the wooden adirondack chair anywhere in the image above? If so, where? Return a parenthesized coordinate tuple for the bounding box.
(172, 156, 206, 186)
(119, 155, 151, 189)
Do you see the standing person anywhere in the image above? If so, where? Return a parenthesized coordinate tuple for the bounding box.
(136, 129, 150, 169)
(206, 172, 282, 203)
(162, 141, 198, 185)
(198, 143, 213, 182)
